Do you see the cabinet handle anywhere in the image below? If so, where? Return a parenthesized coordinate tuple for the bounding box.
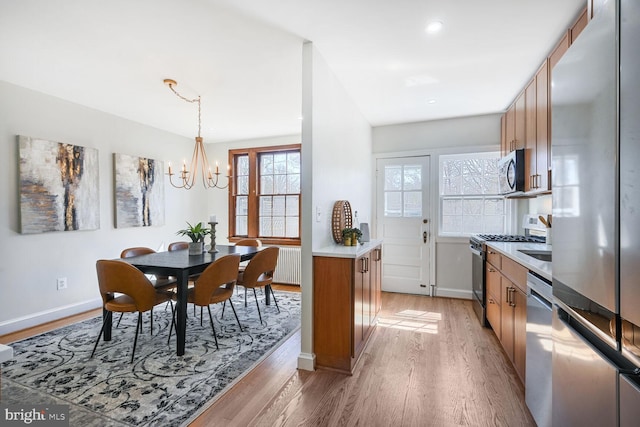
(488, 268, 496, 273)
(488, 298, 495, 304)
(488, 250, 496, 255)
(536, 174, 541, 188)
(365, 257, 369, 273)
(508, 287, 516, 307)
(375, 248, 382, 261)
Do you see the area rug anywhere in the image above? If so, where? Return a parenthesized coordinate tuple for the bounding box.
(1, 290, 300, 426)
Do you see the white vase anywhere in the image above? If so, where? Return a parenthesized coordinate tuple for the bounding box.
(188, 241, 203, 255)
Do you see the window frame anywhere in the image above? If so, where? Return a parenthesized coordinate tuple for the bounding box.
(438, 151, 509, 237)
(228, 144, 301, 246)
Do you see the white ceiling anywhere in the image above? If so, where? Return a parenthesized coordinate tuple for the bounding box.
(0, 0, 585, 143)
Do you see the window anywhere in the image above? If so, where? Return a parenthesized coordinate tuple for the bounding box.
(439, 152, 506, 236)
(229, 144, 301, 245)
(383, 163, 423, 217)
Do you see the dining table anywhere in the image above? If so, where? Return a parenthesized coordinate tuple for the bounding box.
(116, 245, 261, 356)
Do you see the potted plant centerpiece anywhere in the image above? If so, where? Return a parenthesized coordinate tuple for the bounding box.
(351, 227, 362, 246)
(341, 227, 353, 246)
(177, 221, 211, 255)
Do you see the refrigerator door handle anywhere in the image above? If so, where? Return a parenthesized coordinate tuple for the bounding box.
(619, 367, 640, 376)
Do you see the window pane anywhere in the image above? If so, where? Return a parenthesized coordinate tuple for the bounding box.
(274, 175, 287, 194)
(442, 215, 462, 233)
(287, 174, 300, 193)
(272, 216, 285, 237)
(236, 216, 247, 235)
(463, 198, 483, 215)
(286, 217, 299, 237)
(442, 199, 462, 215)
(272, 196, 286, 216)
(237, 155, 249, 176)
(286, 195, 299, 216)
(237, 176, 249, 195)
(260, 154, 273, 174)
(273, 153, 287, 174)
(403, 165, 422, 190)
(287, 152, 300, 173)
(260, 196, 272, 216)
(384, 166, 402, 191)
(259, 217, 272, 236)
(404, 191, 422, 217)
(236, 196, 248, 215)
(261, 175, 274, 195)
(385, 192, 402, 217)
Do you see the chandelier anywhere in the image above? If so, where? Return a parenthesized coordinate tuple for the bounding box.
(164, 78, 229, 189)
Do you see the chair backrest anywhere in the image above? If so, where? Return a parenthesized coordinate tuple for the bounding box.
(235, 238, 262, 247)
(120, 246, 155, 258)
(96, 260, 158, 312)
(241, 247, 279, 288)
(192, 254, 241, 305)
(168, 241, 189, 251)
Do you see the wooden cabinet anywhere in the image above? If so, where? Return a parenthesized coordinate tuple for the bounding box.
(503, 93, 526, 155)
(525, 79, 536, 192)
(313, 244, 382, 374)
(485, 246, 528, 384)
(535, 61, 550, 192)
(571, 7, 588, 44)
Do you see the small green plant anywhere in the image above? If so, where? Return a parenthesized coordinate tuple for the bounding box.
(176, 221, 211, 243)
(341, 227, 354, 239)
(351, 227, 362, 243)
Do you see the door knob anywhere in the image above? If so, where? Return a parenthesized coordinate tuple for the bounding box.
(423, 231, 428, 243)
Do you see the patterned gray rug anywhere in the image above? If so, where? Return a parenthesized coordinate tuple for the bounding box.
(1, 290, 300, 426)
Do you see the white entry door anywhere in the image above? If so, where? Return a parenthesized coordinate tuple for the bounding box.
(376, 156, 431, 295)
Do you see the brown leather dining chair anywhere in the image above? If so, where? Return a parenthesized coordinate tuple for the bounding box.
(234, 238, 262, 303)
(92, 260, 175, 363)
(120, 247, 177, 291)
(236, 246, 280, 323)
(168, 254, 242, 350)
(168, 241, 189, 251)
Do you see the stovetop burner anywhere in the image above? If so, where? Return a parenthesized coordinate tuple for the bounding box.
(474, 234, 545, 243)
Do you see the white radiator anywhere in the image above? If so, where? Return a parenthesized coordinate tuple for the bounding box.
(274, 246, 301, 285)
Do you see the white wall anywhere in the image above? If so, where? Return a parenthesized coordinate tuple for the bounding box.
(372, 113, 502, 299)
(0, 81, 209, 333)
(297, 42, 373, 370)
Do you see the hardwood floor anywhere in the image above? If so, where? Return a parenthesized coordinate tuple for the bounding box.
(1, 289, 535, 426)
(196, 292, 536, 427)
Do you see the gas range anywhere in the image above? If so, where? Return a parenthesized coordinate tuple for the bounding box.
(471, 234, 545, 244)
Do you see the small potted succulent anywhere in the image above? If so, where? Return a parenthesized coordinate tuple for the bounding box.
(177, 221, 211, 255)
(342, 227, 362, 246)
(351, 227, 362, 245)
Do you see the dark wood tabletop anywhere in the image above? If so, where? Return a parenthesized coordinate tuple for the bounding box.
(118, 245, 261, 356)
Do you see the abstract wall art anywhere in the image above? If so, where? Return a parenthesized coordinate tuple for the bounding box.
(114, 153, 165, 228)
(19, 135, 100, 234)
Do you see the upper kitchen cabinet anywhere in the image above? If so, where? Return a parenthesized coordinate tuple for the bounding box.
(549, 32, 570, 70)
(502, 93, 525, 156)
(535, 61, 550, 192)
(589, 0, 607, 20)
(571, 8, 589, 43)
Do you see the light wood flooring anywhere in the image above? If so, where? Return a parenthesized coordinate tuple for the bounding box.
(1, 289, 536, 427)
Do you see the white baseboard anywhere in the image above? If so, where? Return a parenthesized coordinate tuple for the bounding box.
(0, 298, 102, 336)
(297, 352, 316, 371)
(433, 288, 473, 300)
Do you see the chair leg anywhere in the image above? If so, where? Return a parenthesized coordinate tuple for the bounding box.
(200, 306, 204, 326)
(91, 311, 111, 359)
(206, 305, 219, 350)
(131, 312, 142, 363)
(116, 312, 124, 328)
(253, 288, 263, 323)
(268, 285, 280, 313)
(150, 308, 154, 335)
(245, 288, 248, 307)
(222, 300, 226, 318)
(228, 299, 243, 332)
(167, 302, 177, 345)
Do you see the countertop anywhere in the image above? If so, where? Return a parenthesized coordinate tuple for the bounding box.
(313, 239, 383, 259)
(486, 242, 552, 282)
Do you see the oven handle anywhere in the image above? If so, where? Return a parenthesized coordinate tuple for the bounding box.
(469, 245, 482, 257)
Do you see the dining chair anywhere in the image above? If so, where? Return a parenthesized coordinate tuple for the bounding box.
(236, 246, 280, 323)
(168, 241, 189, 251)
(234, 238, 262, 304)
(120, 247, 177, 291)
(92, 259, 175, 363)
(168, 254, 242, 350)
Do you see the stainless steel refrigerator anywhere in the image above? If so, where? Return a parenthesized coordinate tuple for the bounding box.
(552, 0, 640, 425)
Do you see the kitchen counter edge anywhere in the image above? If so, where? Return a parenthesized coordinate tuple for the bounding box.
(486, 242, 552, 282)
(313, 240, 383, 259)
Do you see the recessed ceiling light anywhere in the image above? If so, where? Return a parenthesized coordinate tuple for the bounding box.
(425, 21, 443, 34)
(427, 99, 437, 105)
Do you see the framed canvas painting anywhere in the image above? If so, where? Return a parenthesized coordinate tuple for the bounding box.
(19, 135, 100, 234)
(114, 153, 165, 228)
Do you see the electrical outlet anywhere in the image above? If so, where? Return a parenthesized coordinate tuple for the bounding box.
(57, 277, 67, 290)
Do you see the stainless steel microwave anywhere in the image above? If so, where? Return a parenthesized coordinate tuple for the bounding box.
(498, 149, 525, 195)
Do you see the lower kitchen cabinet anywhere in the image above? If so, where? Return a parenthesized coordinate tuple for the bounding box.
(487, 249, 528, 384)
(313, 244, 382, 374)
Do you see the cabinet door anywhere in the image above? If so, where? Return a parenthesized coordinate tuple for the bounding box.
(571, 8, 588, 44)
(550, 32, 569, 70)
(500, 114, 508, 156)
(525, 79, 537, 192)
(501, 279, 515, 362)
(372, 247, 382, 318)
(505, 104, 515, 152)
(354, 257, 365, 355)
(513, 287, 527, 383)
(486, 265, 502, 339)
(535, 60, 550, 191)
(514, 92, 526, 151)
(362, 253, 372, 340)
